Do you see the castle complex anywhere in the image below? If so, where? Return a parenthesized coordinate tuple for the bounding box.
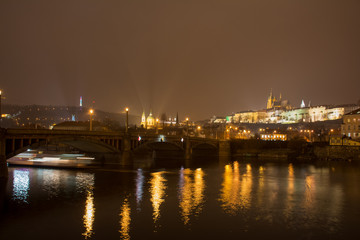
(227, 90, 359, 124)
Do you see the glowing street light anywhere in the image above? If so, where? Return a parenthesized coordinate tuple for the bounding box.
(156, 118, 159, 134)
(125, 107, 129, 134)
(0, 90, 2, 123)
(89, 109, 94, 131)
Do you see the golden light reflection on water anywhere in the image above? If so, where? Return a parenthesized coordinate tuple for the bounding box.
(219, 162, 252, 214)
(194, 168, 205, 212)
(240, 164, 252, 209)
(82, 187, 95, 239)
(76, 172, 95, 193)
(149, 172, 167, 226)
(284, 163, 295, 221)
(257, 166, 265, 206)
(178, 168, 205, 225)
(304, 175, 315, 208)
(119, 198, 131, 240)
(287, 164, 295, 200)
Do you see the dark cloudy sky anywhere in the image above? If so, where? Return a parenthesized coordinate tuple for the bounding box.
(1, 0, 360, 120)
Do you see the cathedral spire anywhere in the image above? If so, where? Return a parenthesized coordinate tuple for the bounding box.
(141, 110, 146, 128)
(267, 88, 274, 109)
(301, 100, 305, 108)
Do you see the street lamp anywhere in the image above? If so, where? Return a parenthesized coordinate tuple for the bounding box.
(156, 118, 159, 134)
(125, 107, 129, 134)
(89, 109, 94, 131)
(0, 90, 2, 123)
(186, 117, 189, 137)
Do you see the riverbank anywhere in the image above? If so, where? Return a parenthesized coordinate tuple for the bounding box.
(230, 139, 360, 162)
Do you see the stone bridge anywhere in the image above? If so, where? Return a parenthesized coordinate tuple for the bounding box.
(0, 128, 230, 177)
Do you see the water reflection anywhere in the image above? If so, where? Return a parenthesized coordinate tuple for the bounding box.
(119, 198, 131, 240)
(135, 169, 144, 210)
(149, 171, 167, 227)
(241, 164, 252, 210)
(219, 162, 252, 214)
(82, 174, 95, 239)
(12, 169, 30, 203)
(328, 184, 343, 230)
(283, 163, 295, 225)
(76, 172, 95, 193)
(304, 175, 315, 209)
(42, 169, 61, 198)
(178, 168, 205, 225)
(4, 162, 354, 239)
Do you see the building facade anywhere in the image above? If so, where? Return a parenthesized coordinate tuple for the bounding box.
(229, 90, 359, 124)
(341, 108, 360, 139)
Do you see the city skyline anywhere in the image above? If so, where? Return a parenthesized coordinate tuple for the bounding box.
(1, 0, 360, 120)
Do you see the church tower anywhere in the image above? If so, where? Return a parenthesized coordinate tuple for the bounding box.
(267, 89, 274, 109)
(141, 111, 146, 128)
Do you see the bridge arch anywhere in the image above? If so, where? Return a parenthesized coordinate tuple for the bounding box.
(6, 136, 120, 160)
(132, 141, 185, 159)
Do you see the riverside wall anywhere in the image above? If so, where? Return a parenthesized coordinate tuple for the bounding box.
(314, 145, 360, 162)
(230, 139, 360, 162)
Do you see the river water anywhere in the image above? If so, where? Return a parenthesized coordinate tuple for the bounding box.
(0, 159, 359, 239)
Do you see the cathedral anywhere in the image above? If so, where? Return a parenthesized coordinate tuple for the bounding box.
(140, 110, 179, 129)
(266, 89, 291, 110)
(141, 110, 155, 129)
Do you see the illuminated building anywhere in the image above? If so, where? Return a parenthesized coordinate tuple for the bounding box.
(341, 108, 360, 139)
(146, 111, 155, 128)
(139, 110, 156, 129)
(260, 133, 287, 141)
(233, 110, 267, 123)
(228, 90, 359, 124)
(141, 110, 179, 128)
(266, 89, 291, 110)
(330, 136, 360, 146)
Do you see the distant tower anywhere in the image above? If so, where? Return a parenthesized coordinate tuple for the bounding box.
(141, 111, 146, 128)
(79, 96, 83, 112)
(267, 89, 274, 109)
(301, 100, 306, 108)
(176, 112, 179, 125)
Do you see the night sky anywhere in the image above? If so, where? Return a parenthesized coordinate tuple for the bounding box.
(1, 0, 360, 120)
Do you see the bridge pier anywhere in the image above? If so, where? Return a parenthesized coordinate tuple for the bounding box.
(219, 140, 231, 157)
(0, 129, 8, 179)
(218, 140, 231, 165)
(121, 135, 132, 167)
(185, 137, 192, 160)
